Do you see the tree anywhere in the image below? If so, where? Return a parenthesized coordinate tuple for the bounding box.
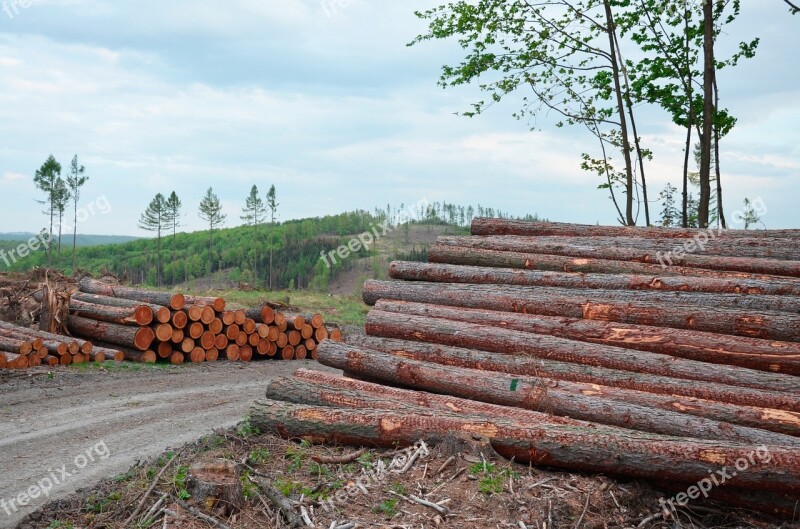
(65, 155, 89, 269)
(658, 184, 679, 227)
(139, 193, 168, 286)
(199, 187, 227, 275)
(33, 155, 62, 267)
(265, 185, 278, 290)
(54, 178, 70, 265)
(411, 0, 651, 225)
(241, 185, 264, 278)
(165, 191, 183, 284)
(740, 198, 764, 230)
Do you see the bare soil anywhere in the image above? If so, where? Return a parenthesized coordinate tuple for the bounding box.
(0, 360, 338, 528)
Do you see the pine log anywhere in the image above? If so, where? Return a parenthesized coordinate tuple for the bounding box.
(77, 340, 124, 362)
(226, 344, 240, 361)
(206, 347, 219, 362)
(374, 300, 800, 376)
(250, 398, 800, 494)
(41, 354, 59, 366)
(0, 353, 6, 368)
(248, 332, 259, 347)
(93, 341, 156, 363)
(245, 306, 276, 325)
(68, 298, 154, 326)
(436, 236, 800, 277)
(364, 310, 800, 403)
(171, 328, 184, 344)
(0, 322, 82, 354)
(184, 295, 226, 312)
(362, 280, 800, 342)
(0, 335, 33, 355)
(67, 315, 155, 351)
(347, 333, 800, 437)
(209, 318, 223, 335)
(391, 260, 800, 297)
(200, 331, 216, 350)
(240, 345, 253, 362)
(214, 334, 229, 351)
(429, 244, 800, 283)
(346, 333, 800, 437)
(188, 305, 203, 322)
(172, 310, 188, 329)
(281, 346, 295, 360)
(281, 370, 800, 448)
(157, 342, 173, 359)
(155, 323, 173, 342)
(363, 312, 800, 400)
(295, 345, 307, 360)
(2, 352, 29, 368)
(317, 340, 800, 443)
(71, 292, 172, 323)
(234, 310, 247, 325)
(171, 351, 185, 365)
(200, 305, 215, 325)
(383, 267, 800, 314)
(222, 311, 236, 326)
(243, 318, 256, 334)
(471, 218, 800, 239)
(188, 322, 204, 340)
(79, 277, 184, 309)
(190, 347, 206, 363)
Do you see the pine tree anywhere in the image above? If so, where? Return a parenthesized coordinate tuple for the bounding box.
(165, 191, 182, 284)
(241, 185, 264, 279)
(139, 193, 168, 285)
(33, 155, 62, 267)
(199, 187, 227, 275)
(65, 155, 88, 269)
(265, 185, 278, 289)
(658, 184, 680, 227)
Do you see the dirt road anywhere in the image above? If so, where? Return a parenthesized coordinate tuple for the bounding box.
(0, 361, 337, 528)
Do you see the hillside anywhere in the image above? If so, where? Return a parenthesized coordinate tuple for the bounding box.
(0, 233, 138, 246)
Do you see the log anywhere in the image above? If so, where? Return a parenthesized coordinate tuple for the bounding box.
(234, 310, 246, 325)
(362, 280, 800, 342)
(209, 318, 223, 335)
(67, 315, 155, 351)
(316, 341, 800, 444)
(200, 305, 215, 325)
(171, 351, 185, 364)
(188, 305, 203, 322)
(240, 345, 253, 362)
(346, 333, 800, 437)
(0, 322, 85, 354)
(206, 347, 219, 362)
(71, 292, 172, 323)
(69, 298, 154, 326)
(0, 353, 6, 369)
(429, 244, 800, 283)
(92, 341, 156, 363)
(78, 341, 125, 362)
(281, 346, 295, 360)
(41, 354, 59, 366)
(0, 335, 33, 355)
(79, 277, 184, 309)
(250, 398, 800, 494)
(190, 347, 206, 363)
(384, 266, 800, 314)
(391, 260, 800, 297)
(222, 311, 236, 326)
(2, 352, 29, 368)
(437, 236, 800, 277)
(245, 306, 276, 325)
(364, 310, 800, 404)
(226, 344, 240, 362)
(200, 331, 216, 350)
(155, 323, 173, 343)
(470, 218, 800, 240)
(171, 328, 185, 344)
(157, 341, 173, 359)
(295, 345, 307, 360)
(374, 300, 800, 376)
(172, 310, 188, 329)
(188, 322, 204, 340)
(184, 295, 226, 312)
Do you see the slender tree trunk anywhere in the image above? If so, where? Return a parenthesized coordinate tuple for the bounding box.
(72, 200, 78, 269)
(698, 0, 715, 228)
(57, 210, 63, 265)
(47, 200, 54, 267)
(682, 7, 693, 228)
(157, 225, 162, 287)
(603, 1, 635, 225)
(714, 79, 726, 229)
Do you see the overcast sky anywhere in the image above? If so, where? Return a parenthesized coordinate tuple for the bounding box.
(0, 0, 798, 236)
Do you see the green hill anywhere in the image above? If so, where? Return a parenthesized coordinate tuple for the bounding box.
(0, 233, 139, 246)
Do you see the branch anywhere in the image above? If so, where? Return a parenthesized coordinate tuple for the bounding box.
(784, 0, 800, 12)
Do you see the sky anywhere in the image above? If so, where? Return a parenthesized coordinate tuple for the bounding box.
(0, 0, 798, 236)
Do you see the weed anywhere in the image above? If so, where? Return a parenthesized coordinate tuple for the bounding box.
(237, 419, 260, 438)
(240, 470, 258, 500)
(173, 465, 191, 499)
(248, 447, 270, 465)
(357, 452, 374, 468)
(372, 497, 399, 518)
(469, 461, 516, 495)
(309, 461, 333, 480)
(389, 482, 407, 495)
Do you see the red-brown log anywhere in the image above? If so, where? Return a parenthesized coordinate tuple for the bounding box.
(190, 347, 206, 363)
(429, 244, 800, 285)
(364, 309, 800, 402)
(79, 277, 185, 309)
(200, 331, 216, 350)
(330, 328, 342, 341)
(69, 298, 154, 326)
(239, 345, 253, 362)
(67, 315, 154, 351)
(71, 292, 172, 323)
(392, 260, 800, 298)
(172, 310, 188, 329)
(154, 323, 173, 342)
(3, 352, 29, 368)
(170, 328, 184, 344)
(243, 318, 256, 334)
(188, 322, 204, 340)
(170, 351, 185, 365)
(221, 311, 236, 326)
(235, 332, 247, 347)
(295, 345, 307, 360)
(281, 346, 295, 360)
(157, 342, 173, 359)
(363, 280, 800, 342)
(257, 339, 270, 355)
(0, 335, 33, 355)
(288, 330, 302, 347)
(188, 305, 203, 322)
(375, 300, 800, 376)
(234, 310, 246, 325)
(347, 333, 800, 437)
(250, 398, 800, 495)
(276, 333, 288, 348)
(225, 324, 240, 341)
(184, 295, 225, 312)
(437, 236, 800, 277)
(317, 341, 800, 444)
(208, 318, 223, 335)
(206, 347, 219, 362)
(471, 218, 800, 240)
(181, 338, 195, 354)
(248, 332, 259, 347)
(200, 305, 215, 325)
(225, 344, 240, 362)
(214, 334, 228, 351)
(92, 341, 155, 363)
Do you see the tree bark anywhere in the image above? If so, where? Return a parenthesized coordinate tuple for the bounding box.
(470, 218, 800, 239)
(429, 245, 800, 284)
(250, 398, 800, 494)
(362, 280, 800, 342)
(698, 0, 715, 228)
(71, 292, 171, 323)
(436, 236, 800, 277)
(345, 333, 800, 437)
(79, 277, 184, 310)
(391, 260, 800, 297)
(373, 300, 800, 376)
(277, 370, 799, 448)
(363, 310, 800, 406)
(67, 315, 155, 351)
(69, 298, 154, 326)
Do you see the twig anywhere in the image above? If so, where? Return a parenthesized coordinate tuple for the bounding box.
(574, 491, 591, 529)
(390, 491, 452, 515)
(123, 451, 180, 527)
(435, 456, 455, 475)
(427, 467, 465, 496)
(300, 505, 315, 527)
(398, 441, 428, 473)
(141, 493, 168, 524)
(334, 524, 355, 529)
(175, 498, 232, 529)
(311, 448, 366, 464)
(638, 511, 668, 528)
(250, 475, 304, 528)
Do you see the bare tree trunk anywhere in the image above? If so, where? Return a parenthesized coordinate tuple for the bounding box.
(714, 79, 726, 229)
(698, 0, 715, 228)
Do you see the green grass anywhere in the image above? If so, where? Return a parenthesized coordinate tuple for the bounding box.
(210, 289, 368, 326)
(68, 362, 172, 373)
(469, 462, 518, 495)
(373, 497, 400, 518)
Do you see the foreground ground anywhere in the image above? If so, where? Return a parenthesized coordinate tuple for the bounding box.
(0, 360, 337, 528)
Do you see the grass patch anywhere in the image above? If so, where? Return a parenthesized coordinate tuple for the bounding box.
(373, 497, 400, 518)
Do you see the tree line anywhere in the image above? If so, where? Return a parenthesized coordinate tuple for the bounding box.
(412, 0, 796, 228)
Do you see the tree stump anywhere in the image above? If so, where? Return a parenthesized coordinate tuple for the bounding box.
(186, 457, 243, 516)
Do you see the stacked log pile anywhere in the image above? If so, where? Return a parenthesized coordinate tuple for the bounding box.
(251, 219, 800, 518)
(65, 277, 338, 364)
(1, 276, 339, 368)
